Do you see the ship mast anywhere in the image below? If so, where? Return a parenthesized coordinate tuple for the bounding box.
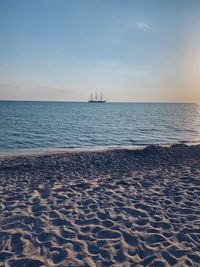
(100, 92, 103, 101)
(90, 93, 93, 101)
(88, 91, 107, 102)
(95, 92, 98, 101)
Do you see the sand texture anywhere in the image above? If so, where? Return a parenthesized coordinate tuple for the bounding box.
(0, 145, 200, 266)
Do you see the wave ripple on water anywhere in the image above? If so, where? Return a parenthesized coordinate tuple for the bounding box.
(0, 101, 200, 154)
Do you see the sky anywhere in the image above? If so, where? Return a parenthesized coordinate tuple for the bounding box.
(0, 0, 200, 102)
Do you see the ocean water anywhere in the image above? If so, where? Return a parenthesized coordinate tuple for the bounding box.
(0, 101, 200, 154)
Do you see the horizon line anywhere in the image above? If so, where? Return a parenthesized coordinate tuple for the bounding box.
(0, 99, 199, 104)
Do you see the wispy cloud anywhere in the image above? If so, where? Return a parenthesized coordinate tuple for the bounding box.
(136, 22, 150, 30)
(0, 83, 78, 100)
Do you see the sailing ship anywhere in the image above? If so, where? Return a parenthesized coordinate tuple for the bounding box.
(88, 92, 107, 103)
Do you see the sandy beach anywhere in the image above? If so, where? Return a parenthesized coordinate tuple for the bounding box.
(0, 144, 200, 266)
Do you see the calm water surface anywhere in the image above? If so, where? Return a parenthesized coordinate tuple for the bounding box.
(0, 101, 200, 153)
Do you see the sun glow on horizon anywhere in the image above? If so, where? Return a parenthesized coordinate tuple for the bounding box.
(0, 0, 200, 102)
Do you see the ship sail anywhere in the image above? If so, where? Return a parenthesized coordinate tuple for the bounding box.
(89, 93, 93, 101)
(88, 92, 107, 103)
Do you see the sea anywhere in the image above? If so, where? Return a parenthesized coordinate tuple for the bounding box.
(0, 101, 200, 155)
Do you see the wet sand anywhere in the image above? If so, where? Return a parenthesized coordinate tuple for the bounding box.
(0, 145, 200, 266)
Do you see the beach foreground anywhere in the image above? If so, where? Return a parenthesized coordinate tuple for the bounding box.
(0, 145, 200, 267)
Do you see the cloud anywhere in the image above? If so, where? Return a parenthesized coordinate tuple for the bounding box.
(136, 22, 150, 30)
(0, 83, 77, 100)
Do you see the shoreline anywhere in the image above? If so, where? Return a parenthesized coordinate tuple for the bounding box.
(1, 142, 200, 159)
(0, 144, 200, 266)
(0, 145, 146, 160)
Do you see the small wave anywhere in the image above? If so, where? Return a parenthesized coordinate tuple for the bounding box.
(1, 141, 200, 159)
(1, 102, 200, 152)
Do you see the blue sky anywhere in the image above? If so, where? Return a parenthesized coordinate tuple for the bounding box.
(0, 0, 200, 101)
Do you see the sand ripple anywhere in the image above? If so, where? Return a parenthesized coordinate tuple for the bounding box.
(0, 145, 200, 266)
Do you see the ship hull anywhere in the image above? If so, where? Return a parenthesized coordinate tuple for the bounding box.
(88, 100, 106, 103)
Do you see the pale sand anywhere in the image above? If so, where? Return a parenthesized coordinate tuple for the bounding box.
(0, 145, 200, 267)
